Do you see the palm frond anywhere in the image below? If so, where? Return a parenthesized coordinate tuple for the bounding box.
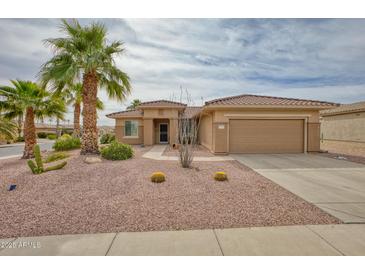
(0, 116, 17, 139)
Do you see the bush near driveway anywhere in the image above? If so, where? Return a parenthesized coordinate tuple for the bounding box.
(100, 141, 133, 160)
(53, 136, 81, 151)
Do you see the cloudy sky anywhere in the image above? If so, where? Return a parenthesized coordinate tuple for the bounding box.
(1, 18, 365, 125)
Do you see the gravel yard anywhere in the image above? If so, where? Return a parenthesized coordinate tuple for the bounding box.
(0, 146, 340, 238)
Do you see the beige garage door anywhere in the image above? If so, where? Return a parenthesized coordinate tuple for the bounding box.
(229, 119, 304, 153)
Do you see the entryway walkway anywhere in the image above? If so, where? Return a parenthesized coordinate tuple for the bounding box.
(143, 145, 234, 161)
(1, 224, 364, 255)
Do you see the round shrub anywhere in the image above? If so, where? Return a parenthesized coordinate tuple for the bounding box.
(100, 141, 133, 160)
(37, 132, 47, 138)
(100, 133, 116, 144)
(151, 172, 166, 183)
(47, 133, 57, 140)
(214, 171, 227, 181)
(60, 133, 72, 140)
(53, 136, 81, 151)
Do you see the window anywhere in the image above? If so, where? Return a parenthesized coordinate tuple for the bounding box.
(124, 120, 138, 137)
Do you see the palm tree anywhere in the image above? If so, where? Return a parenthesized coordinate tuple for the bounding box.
(0, 80, 66, 158)
(40, 19, 131, 154)
(58, 82, 105, 137)
(0, 116, 17, 140)
(126, 99, 141, 110)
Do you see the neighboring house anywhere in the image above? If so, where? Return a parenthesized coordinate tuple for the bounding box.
(320, 101, 365, 156)
(107, 94, 337, 154)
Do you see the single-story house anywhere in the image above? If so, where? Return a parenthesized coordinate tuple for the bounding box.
(320, 101, 365, 156)
(107, 94, 338, 154)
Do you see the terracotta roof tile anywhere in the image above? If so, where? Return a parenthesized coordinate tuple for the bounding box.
(205, 94, 338, 107)
(183, 106, 202, 118)
(138, 100, 187, 107)
(106, 109, 143, 118)
(321, 101, 365, 116)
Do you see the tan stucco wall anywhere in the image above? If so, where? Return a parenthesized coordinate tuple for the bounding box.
(142, 109, 180, 119)
(208, 108, 321, 154)
(169, 118, 178, 145)
(212, 108, 320, 123)
(199, 113, 213, 150)
(321, 140, 365, 157)
(115, 118, 144, 145)
(321, 111, 365, 143)
(307, 123, 320, 152)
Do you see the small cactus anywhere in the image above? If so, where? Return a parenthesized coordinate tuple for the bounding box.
(151, 172, 166, 183)
(44, 161, 67, 172)
(27, 144, 67, 174)
(214, 171, 227, 181)
(27, 159, 41, 174)
(34, 144, 44, 172)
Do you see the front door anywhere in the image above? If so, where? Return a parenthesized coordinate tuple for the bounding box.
(159, 123, 168, 143)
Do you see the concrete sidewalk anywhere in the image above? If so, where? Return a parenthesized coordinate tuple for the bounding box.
(1, 224, 364, 255)
(142, 145, 234, 162)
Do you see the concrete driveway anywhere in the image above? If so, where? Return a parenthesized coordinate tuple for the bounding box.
(232, 154, 365, 223)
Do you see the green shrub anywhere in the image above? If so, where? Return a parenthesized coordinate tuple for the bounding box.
(16, 136, 24, 142)
(100, 133, 115, 144)
(44, 151, 69, 163)
(53, 137, 81, 151)
(47, 133, 57, 140)
(100, 141, 133, 160)
(37, 132, 48, 138)
(60, 133, 72, 140)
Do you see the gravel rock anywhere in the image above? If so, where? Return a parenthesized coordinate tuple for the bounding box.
(0, 146, 340, 238)
(84, 157, 102, 164)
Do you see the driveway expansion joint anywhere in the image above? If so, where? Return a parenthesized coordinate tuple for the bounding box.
(212, 229, 224, 256)
(105, 233, 118, 256)
(304, 226, 345, 256)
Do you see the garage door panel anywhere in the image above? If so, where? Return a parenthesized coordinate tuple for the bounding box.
(229, 119, 304, 153)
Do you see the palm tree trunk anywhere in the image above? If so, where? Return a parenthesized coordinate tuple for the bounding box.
(81, 71, 99, 154)
(22, 107, 37, 159)
(73, 102, 81, 138)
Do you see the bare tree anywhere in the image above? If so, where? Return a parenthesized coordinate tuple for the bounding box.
(177, 87, 201, 168)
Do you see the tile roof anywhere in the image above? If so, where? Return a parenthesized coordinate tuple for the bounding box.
(106, 109, 143, 118)
(320, 101, 365, 116)
(183, 106, 202, 118)
(205, 94, 338, 107)
(138, 100, 187, 108)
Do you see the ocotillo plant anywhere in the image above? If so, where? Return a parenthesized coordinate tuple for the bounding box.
(27, 144, 67, 174)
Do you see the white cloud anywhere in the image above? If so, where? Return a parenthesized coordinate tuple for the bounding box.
(1, 19, 365, 125)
